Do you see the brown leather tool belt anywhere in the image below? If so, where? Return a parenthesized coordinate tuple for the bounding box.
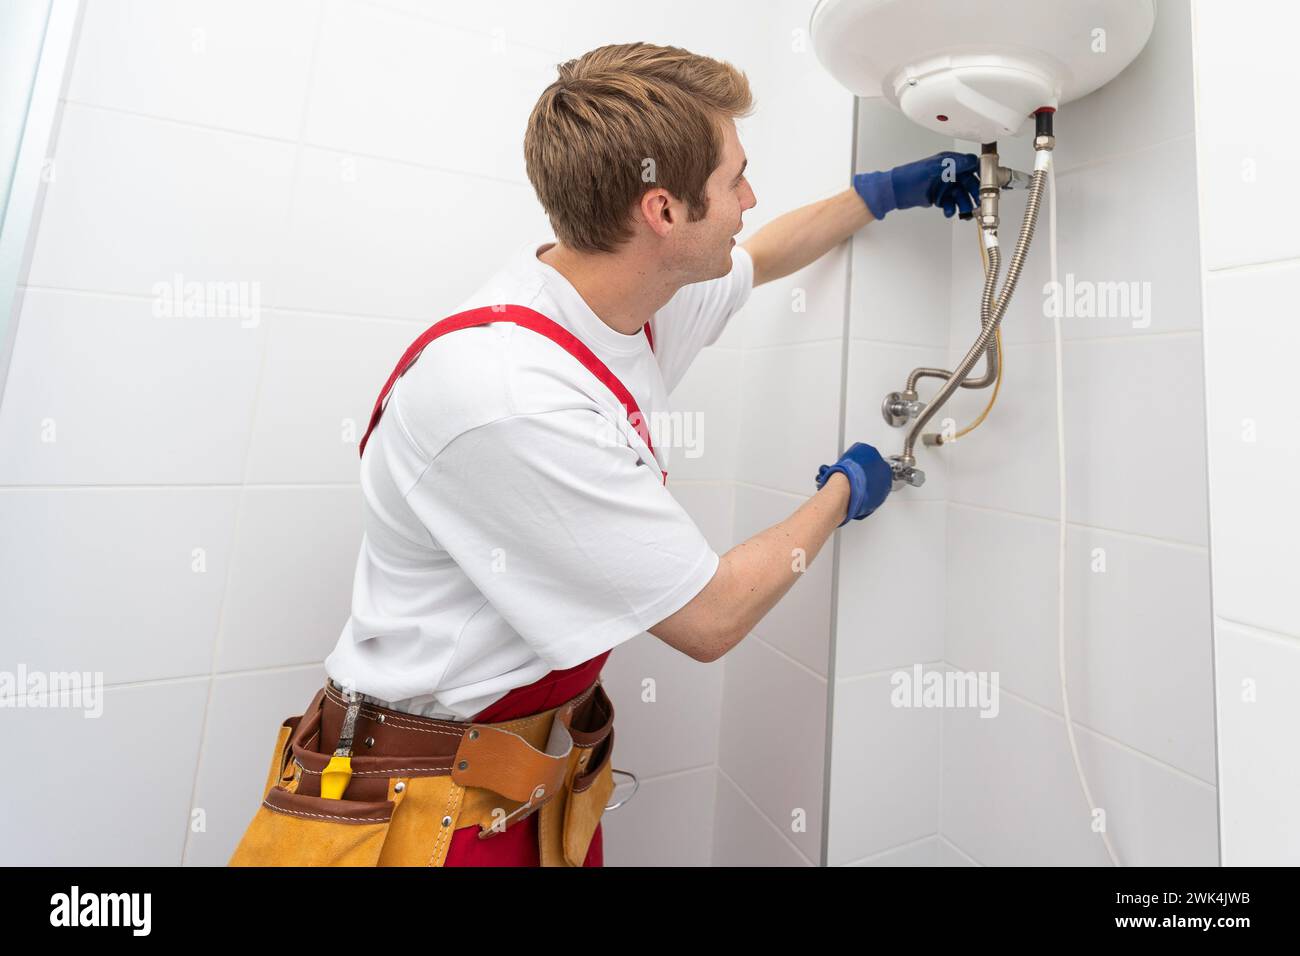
(317, 678, 611, 805)
(243, 675, 616, 866)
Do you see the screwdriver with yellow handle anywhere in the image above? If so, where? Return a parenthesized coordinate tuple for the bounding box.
(321, 693, 362, 800)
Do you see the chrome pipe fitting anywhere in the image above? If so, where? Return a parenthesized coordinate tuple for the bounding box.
(888, 454, 926, 490)
(882, 390, 924, 427)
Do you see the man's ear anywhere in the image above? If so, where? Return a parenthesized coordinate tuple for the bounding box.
(638, 188, 676, 239)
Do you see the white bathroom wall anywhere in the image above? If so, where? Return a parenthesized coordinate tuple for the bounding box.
(939, 0, 1216, 866)
(824, 102, 954, 866)
(707, 2, 856, 867)
(941, 0, 1217, 866)
(827, 0, 1219, 865)
(0, 0, 559, 866)
(0, 0, 852, 866)
(1191, 0, 1300, 866)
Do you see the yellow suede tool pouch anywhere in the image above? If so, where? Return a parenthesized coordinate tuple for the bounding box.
(228, 688, 402, 867)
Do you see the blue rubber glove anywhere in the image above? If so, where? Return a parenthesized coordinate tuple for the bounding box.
(852, 151, 980, 220)
(814, 442, 894, 528)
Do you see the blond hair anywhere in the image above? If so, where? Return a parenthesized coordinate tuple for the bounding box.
(524, 42, 753, 254)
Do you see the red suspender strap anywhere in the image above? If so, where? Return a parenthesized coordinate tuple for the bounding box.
(358, 305, 664, 483)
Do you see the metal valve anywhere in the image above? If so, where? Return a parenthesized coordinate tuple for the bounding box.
(887, 454, 926, 489)
(882, 390, 924, 427)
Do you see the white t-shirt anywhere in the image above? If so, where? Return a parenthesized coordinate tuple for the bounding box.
(323, 238, 754, 719)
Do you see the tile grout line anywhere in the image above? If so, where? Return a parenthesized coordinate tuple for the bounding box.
(1213, 614, 1300, 646)
(59, 98, 536, 191)
(945, 498, 1210, 551)
(717, 765, 816, 867)
(951, 669, 1218, 789)
(838, 831, 939, 867)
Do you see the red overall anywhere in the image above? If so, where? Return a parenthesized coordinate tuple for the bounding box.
(358, 304, 662, 867)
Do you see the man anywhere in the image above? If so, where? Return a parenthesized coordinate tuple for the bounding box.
(230, 42, 978, 869)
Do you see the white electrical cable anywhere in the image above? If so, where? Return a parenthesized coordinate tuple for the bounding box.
(1047, 157, 1121, 867)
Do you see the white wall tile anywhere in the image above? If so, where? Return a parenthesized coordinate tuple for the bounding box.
(214, 487, 362, 672)
(1193, 0, 1300, 269)
(0, 289, 265, 485)
(304, 0, 556, 184)
(942, 684, 1217, 866)
(946, 340, 1061, 520)
(26, 104, 297, 297)
(1055, 136, 1202, 340)
(742, 0, 853, 179)
(735, 339, 842, 498)
(3, 679, 209, 865)
(937, 837, 980, 866)
(1063, 334, 1209, 545)
(827, 670, 941, 865)
(69, 0, 320, 140)
(944, 684, 1104, 866)
(1214, 620, 1300, 865)
(273, 146, 548, 321)
(1070, 716, 1219, 867)
(835, 498, 945, 677)
(604, 767, 718, 867)
(733, 5, 855, 351)
(945, 504, 1060, 705)
(848, 835, 940, 867)
(360, 0, 580, 55)
(1202, 264, 1300, 639)
(741, 244, 848, 350)
(0, 488, 238, 684)
(574, 0, 760, 66)
(717, 634, 826, 863)
(947, 505, 1216, 783)
(1065, 526, 1216, 783)
(712, 770, 811, 866)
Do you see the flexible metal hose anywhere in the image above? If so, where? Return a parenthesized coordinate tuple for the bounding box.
(928, 218, 1008, 445)
(905, 232, 1003, 393)
(901, 151, 1051, 462)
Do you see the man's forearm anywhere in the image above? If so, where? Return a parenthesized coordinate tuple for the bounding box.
(648, 472, 851, 662)
(742, 188, 873, 287)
